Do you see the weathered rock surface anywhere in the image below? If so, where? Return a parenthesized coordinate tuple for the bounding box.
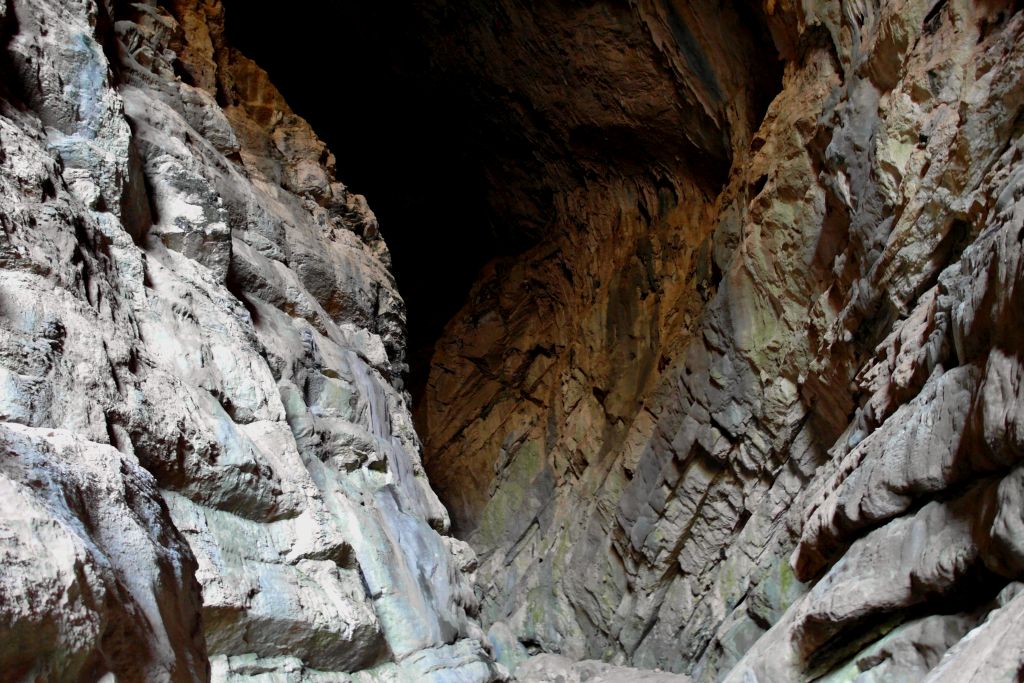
(2, 0, 1023, 681)
(0, 423, 205, 682)
(0, 0, 499, 680)
(420, 0, 1024, 681)
(516, 654, 692, 683)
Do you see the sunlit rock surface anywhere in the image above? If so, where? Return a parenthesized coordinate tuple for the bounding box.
(0, 0, 499, 680)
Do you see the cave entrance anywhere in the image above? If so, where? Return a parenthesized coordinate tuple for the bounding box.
(221, 1, 531, 402)
(221, 4, 785, 509)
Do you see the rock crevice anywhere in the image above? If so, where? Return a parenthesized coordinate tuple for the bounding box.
(0, 1, 1023, 682)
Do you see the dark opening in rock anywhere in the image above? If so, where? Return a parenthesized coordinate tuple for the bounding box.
(221, 0, 784, 405)
(222, 1, 532, 400)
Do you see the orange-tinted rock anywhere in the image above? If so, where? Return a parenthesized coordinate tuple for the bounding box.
(420, 1, 1024, 680)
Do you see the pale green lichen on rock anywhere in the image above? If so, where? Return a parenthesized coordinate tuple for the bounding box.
(473, 438, 547, 551)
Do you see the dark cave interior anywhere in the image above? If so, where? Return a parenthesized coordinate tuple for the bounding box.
(221, 0, 784, 404)
(222, 1, 534, 399)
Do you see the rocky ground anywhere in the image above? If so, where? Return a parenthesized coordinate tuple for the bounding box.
(0, 0, 1022, 682)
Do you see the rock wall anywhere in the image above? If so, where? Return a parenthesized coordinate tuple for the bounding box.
(0, 0, 500, 680)
(421, 0, 1024, 680)
(2, 0, 1023, 681)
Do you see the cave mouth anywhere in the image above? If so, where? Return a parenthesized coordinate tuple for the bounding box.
(222, 1, 535, 402)
(222, 0, 784, 417)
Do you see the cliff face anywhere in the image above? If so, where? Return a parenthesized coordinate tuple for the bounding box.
(420, 0, 1024, 680)
(418, 0, 783, 538)
(0, 1, 500, 681)
(1, 0, 1023, 682)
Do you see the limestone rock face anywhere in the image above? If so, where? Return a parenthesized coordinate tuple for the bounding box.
(420, 0, 1024, 680)
(0, 423, 206, 682)
(0, 0, 499, 681)
(516, 653, 692, 683)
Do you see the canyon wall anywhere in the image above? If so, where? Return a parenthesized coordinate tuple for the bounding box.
(1, 0, 1023, 681)
(420, 0, 1024, 680)
(0, 0, 501, 680)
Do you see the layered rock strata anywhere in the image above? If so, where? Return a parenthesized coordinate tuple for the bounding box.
(420, 0, 1024, 681)
(0, 0, 499, 680)
(2, 0, 1024, 681)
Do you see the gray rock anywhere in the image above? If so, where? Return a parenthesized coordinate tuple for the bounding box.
(515, 653, 691, 683)
(0, 0, 497, 680)
(0, 423, 205, 682)
(2, 0, 1023, 681)
(417, 1, 1024, 681)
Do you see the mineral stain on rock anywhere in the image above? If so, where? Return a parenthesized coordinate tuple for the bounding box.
(0, 1, 1022, 682)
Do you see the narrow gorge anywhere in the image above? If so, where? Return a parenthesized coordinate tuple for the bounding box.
(0, 1, 1022, 682)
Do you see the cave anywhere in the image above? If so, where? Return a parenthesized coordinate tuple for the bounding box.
(1, 0, 1023, 681)
(219, 0, 784, 401)
(221, 0, 529, 400)
(220, 0, 789, 540)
